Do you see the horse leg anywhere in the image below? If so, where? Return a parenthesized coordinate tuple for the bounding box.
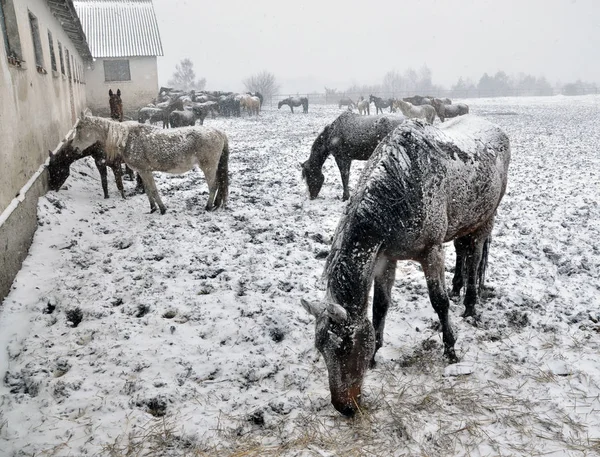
(138, 170, 166, 214)
(372, 257, 397, 366)
(290, 106, 294, 114)
(335, 156, 352, 201)
(450, 237, 468, 297)
(462, 227, 492, 318)
(420, 245, 457, 362)
(110, 161, 126, 199)
(94, 158, 110, 199)
(202, 166, 218, 211)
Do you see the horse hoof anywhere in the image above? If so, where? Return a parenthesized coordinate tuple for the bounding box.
(150, 206, 157, 213)
(444, 349, 459, 364)
(160, 208, 167, 215)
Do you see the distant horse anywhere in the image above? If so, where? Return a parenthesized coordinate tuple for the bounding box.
(278, 97, 309, 113)
(109, 89, 123, 122)
(338, 97, 355, 109)
(246, 91, 264, 107)
(394, 99, 436, 124)
(138, 106, 165, 126)
(240, 94, 261, 116)
(168, 109, 197, 128)
(70, 116, 229, 214)
(369, 95, 393, 114)
(302, 116, 511, 416)
(48, 140, 127, 199)
(402, 95, 433, 106)
(191, 101, 220, 125)
(356, 99, 370, 115)
(301, 111, 404, 200)
(432, 98, 469, 122)
(156, 98, 184, 128)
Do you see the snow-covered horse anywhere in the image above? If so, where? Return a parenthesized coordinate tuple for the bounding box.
(356, 99, 370, 115)
(302, 111, 404, 200)
(338, 97, 355, 109)
(70, 116, 229, 214)
(394, 99, 436, 124)
(278, 96, 309, 113)
(432, 98, 469, 122)
(369, 95, 394, 114)
(302, 116, 510, 416)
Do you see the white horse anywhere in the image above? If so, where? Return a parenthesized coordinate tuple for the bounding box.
(393, 99, 436, 124)
(356, 99, 370, 115)
(240, 94, 261, 116)
(70, 116, 229, 214)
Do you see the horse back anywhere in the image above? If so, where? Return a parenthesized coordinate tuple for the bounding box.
(343, 116, 510, 256)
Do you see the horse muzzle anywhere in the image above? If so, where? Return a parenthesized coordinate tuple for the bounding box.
(331, 385, 362, 417)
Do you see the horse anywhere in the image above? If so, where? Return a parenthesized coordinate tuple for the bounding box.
(240, 94, 261, 116)
(302, 116, 510, 416)
(402, 95, 433, 106)
(394, 99, 436, 124)
(338, 97, 355, 110)
(369, 95, 394, 114)
(69, 116, 230, 214)
(278, 97, 309, 113)
(356, 99, 370, 115)
(48, 139, 128, 200)
(109, 89, 123, 122)
(432, 98, 469, 122)
(247, 91, 264, 107)
(138, 106, 165, 126)
(156, 97, 184, 128)
(301, 111, 405, 201)
(191, 101, 220, 125)
(168, 109, 197, 128)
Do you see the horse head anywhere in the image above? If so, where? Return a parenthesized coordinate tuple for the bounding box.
(302, 298, 376, 416)
(278, 99, 287, 109)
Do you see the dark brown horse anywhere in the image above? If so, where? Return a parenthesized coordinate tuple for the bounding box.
(48, 139, 127, 199)
(109, 89, 123, 122)
(432, 98, 469, 122)
(302, 116, 510, 416)
(369, 95, 394, 114)
(301, 111, 405, 200)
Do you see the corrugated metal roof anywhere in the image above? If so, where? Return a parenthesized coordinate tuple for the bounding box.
(73, 0, 163, 58)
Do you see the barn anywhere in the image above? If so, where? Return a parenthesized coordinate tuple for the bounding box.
(73, 0, 163, 117)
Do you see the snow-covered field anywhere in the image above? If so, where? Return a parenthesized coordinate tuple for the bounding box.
(1, 96, 599, 456)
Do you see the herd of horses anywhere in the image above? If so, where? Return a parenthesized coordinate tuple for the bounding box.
(340, 94, 469, 123)
(47, 88, 510, 418)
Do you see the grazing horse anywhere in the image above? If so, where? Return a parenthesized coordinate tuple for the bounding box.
(278, 97, 309, 113)
(138, 106, 165, 126)
(403, 95, 433, 106)
(109, 89, 123, 122)
(168, 109, 197, 128)
(432, 98, 469, 122)
(394, 99, 436, 124)
(302, 116, 510, 416)
(70, 116, 229, 214)
(356, 99, 370, 115)
(338, 97, 355, 110)
(301, 111, 404, 200)
(48, 140, 127, 199)
(191, 101, 220, 125)
(369, 95, 394, 114)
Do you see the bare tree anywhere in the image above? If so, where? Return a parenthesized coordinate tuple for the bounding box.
(168, 58, 206, 91)
(243, 71, 280, 99)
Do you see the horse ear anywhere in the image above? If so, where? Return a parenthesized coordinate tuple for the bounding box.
(326, 302, 348, 323)
(48, 150, 53, 158)
(117, 89, 121, 96)
(301, 299, 325, 318)
(109, 89, 113, 96)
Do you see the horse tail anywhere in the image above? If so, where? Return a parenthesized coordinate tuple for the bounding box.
(478, 236, 491, 294)
(214, 134, 230, 208)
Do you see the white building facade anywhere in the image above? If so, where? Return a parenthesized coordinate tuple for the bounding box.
(74, 0, 163, 117)
(0, 0, 91, 301)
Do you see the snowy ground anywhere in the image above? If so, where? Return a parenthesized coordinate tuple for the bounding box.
(1, 96, 599, 456)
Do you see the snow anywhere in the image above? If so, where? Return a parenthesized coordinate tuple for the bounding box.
(1, 95, 600, 456)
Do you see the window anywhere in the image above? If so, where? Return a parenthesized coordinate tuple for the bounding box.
(47, 29, 56, 72)
(0, 0, 23, 64)
(104, 59, 131, 82)
(28, 10, 44, 72)
(58, 40, 64, 74)
(65, 47, 71, 79)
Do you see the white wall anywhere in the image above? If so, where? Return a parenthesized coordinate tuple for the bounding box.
(0, 0, 88, 301)
(85, 56, 159, 117)
(0, 0, 87, 212)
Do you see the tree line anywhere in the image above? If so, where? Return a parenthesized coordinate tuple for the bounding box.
(167, 58, 598, 99)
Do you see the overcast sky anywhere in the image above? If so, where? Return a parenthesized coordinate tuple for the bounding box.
(152, 0, 599, 93)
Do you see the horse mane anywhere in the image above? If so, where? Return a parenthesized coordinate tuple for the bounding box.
(105, 120, 130, 161)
